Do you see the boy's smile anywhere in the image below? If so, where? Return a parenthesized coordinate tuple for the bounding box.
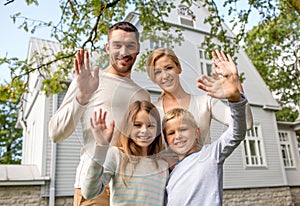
(164, 117, 200, 160)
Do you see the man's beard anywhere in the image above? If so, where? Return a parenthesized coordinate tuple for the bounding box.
(111, 55, 135, 74)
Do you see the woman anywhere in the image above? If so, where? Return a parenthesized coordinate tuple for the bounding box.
(146, 48, 252, 147)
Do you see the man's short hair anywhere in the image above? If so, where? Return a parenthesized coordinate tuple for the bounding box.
(108, 21, 139, 42)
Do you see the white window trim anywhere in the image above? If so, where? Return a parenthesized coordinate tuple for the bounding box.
(278, 130, 296, 168)
(242, 125, 267, 168)
(149, 40, 170, 50)
(197, 47, 212, 76)
(178, 15, 195, 27)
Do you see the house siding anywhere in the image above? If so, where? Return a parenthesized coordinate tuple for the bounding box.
(278, 124, 300, 186)
(22, 92, 48, 175)
(222, 106, 286, 188)
(46, 95, 53, 178)
(51, 90, 81, 196)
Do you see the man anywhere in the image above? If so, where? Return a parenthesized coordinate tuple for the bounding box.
(48, 22, 150, 206)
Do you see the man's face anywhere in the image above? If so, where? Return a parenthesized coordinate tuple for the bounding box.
(106, 29, 140, 77)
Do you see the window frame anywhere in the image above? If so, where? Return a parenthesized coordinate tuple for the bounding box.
(278, 130, 296, 168)
(177, 4, 195, 28)
(149, 40, 170, 50)
(198, 47, 212, 76)
(242, 125, 267, 168)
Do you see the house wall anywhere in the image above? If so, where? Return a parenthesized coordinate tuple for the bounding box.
(222, 106, 286, 188)
(51, 90, 82, 196)
(55, 131, 81, 196)
(290, 186, 300, 205)
(0, 185, 73, 206)
(22, 91, 48, 175)
(278, 124, 300, 186)
(223, 186, 294, 206)
(0, 186, 48, 206)
(1, 185, 299, 205)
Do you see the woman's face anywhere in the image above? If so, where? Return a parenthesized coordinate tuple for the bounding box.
(153, 55, 181, 93)
(130, 110, 158, 156)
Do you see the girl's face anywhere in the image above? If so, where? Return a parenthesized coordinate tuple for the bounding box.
(153, 56, 181, 93)
(130, 110, 158, 155)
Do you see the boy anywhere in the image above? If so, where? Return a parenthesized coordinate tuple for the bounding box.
(162, 71, 247, 205)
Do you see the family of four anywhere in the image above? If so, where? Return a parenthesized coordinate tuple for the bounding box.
(49, 21, 252, 206)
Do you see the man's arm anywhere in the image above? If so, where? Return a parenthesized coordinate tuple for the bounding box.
(49, 49, 100, 142)
(48, 79, 87, 143)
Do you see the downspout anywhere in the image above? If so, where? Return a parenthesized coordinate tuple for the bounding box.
(49, 94, 58, 206)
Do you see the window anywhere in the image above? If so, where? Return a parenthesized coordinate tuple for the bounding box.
(180, 17, 194, 27)
(279, 131, 295, 168)
(243, 125, 266, 167)
(198, 48, 212, 76)
(150, 40, 170, 50)
(177, 4, 195, 27)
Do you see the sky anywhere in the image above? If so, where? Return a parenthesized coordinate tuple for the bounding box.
(0, 1, 260, 84)
(0, 1, 60, 83)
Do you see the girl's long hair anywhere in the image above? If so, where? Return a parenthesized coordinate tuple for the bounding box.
(115, 100, 163, 186)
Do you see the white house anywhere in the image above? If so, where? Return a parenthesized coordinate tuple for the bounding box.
(2, 0, 299, 205)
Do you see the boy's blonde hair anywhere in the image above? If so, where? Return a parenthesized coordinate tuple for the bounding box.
(115, 100, 163, 186)
(162, 108, 199, 145)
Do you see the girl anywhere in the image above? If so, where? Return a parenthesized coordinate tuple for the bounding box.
(146, 48, 252, 147)
(81, 100, 168, 206)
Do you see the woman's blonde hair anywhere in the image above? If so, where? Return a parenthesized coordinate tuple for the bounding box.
(115, 100, 163, 186)
(146, 48, 182, 82)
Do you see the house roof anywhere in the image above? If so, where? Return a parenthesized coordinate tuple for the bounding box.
(0, 164, 49, 186)
(278, 120, 300, 135)
(27, 37, 74, 81)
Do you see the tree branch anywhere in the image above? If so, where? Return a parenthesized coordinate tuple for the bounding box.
(287, 0, 300, 15)
(81, 0, 121, 49)
(4, 0, 14, 6)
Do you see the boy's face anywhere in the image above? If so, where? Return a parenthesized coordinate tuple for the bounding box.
(164, 116, 200, 160)
(106, 29, 140, 77)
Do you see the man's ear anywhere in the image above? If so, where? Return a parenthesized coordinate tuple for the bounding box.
(136, 43, 140, 55)
(105, 43, 110, 54)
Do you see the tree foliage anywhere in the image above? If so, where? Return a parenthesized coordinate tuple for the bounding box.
(0, 83, 23, 164)
(1, 0, 299, 96)
(243, 0, 300, 121)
